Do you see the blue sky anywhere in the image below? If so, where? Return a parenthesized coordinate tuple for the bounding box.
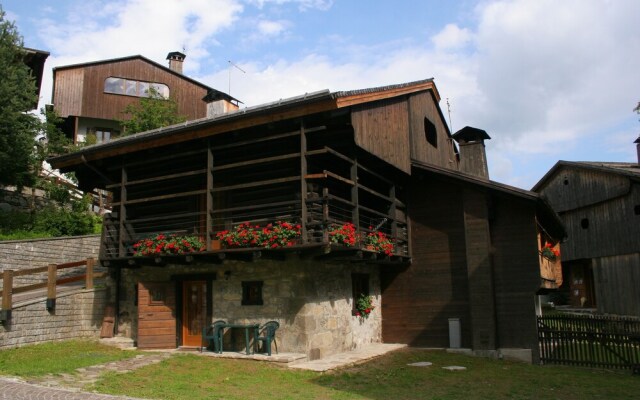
(4, 0, 639, 189)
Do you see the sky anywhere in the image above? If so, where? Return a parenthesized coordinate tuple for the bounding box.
(4, 0, 640, 190)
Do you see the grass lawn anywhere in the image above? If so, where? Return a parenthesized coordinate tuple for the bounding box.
(91, 348, 640, 400)
(2, 341, 639, 399)
(0, 339, 140, 376)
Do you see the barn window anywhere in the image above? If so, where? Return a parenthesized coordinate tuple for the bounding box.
(104, 77, 169, 99)
(580, 218, 589, 229)
(351, 273, 370, 313)
(634, 205, 640, 215)
(241, 281, 263, 306)
(424, 117, 437, 148)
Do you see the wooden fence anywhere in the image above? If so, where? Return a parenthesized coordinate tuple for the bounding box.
(538, 314, 640, 371)
(0, 258, 106, 321)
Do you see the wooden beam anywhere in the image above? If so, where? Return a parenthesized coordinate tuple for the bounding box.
(118, 167, 128, 258)
(300, 122, 308, 244)
(206, 143, 214, 250)
(211, 200, 299, 214)
(213, 130, 300, 151)
(357, 162, 394, 185)
(212, 152, 300, 171)
(47, 264, 56, 302)
(305, 171, 355, 186)
(112, 189, 207, 206)
(351, 157, 360, 233)
(211, 176, 300, 193)
(358, 183, 393, 202)
(1, 270, 12, 312)
(305, 147, 354, 165)
(106, 148, 206, 171)
(85, 258, 94, 289)
(106, 169, 207, 189)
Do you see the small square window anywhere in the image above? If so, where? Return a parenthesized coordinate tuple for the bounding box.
(242, 281, 263, 306)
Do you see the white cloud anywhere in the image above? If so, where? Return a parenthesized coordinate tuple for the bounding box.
(431, 24, 471, 51)
(257, 19, 288, 36)
(246, 0, 333, 11)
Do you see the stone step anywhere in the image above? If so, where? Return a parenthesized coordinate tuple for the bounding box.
(99, 336, 135, 350)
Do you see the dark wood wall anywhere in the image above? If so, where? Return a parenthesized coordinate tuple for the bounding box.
(593, 253, 640, 317)
(540, 168, 639, 260)
(382, 176, 471, 347)
(407, 92, 457, 170)
(54, 58, 209, 121)
(352, 97, 412, 174)
(489, 195, 541, 361)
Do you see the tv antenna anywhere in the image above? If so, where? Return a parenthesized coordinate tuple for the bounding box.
(446, 98, 453, 132)
(228, 60, 246, 96)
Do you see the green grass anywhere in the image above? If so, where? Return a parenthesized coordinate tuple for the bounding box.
(2, 342, 639, 399)
(91, 349, 640, 400)
(0, 339, 140, 376)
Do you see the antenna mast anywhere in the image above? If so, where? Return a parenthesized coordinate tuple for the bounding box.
(446, 98, 453, 132)
(228, 60, 246, 96)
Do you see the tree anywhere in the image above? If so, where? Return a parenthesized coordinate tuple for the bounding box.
(0, 6, 40, 188)
(120, 87, 187, 135)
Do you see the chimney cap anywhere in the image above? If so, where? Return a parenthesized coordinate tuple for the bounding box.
(634, 135, 640, 144)
(166, 51, 186, 61)
(452, 126, 491, 143)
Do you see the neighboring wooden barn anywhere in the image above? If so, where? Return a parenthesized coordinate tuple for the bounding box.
(49, 78, 563, 362)
(533, 159, 640, 317)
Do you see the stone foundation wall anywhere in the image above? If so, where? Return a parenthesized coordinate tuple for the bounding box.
(0, 235, 102, 288)
(0, 186, 48, 213)
(119, 256, 382, 360)
(0, 288, 107, 349)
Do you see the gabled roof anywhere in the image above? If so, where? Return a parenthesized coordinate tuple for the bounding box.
(53, 54, 239, 104)
(49, 78, 439, 170)
(532, 160, 640, 191)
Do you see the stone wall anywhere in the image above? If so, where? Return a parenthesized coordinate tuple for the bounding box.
(119, 256, 382, 360)
(0, 235, 101, 287)
(0, 186, 48, 213)
(0, 288, 108, 349)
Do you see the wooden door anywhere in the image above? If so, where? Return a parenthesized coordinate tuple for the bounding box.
(182, 281, 207, 347)
(137, 282, 176, 349)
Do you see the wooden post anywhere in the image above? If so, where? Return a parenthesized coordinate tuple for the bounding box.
(322, 187, 329, 243)
(47, 264, 57, 310)
(300, 122, 308, 243)
(206, 143, 214, 251)
(2, 270, 13, 312)
(118, 167, 128, 257)
(85, 258, 95, 289)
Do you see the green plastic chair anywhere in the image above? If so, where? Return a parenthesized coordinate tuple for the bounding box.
(254, 321, 279, 356)
(202, 320, 226, 353)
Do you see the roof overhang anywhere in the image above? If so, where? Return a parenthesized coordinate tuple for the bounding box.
(49, 79, 439, 171)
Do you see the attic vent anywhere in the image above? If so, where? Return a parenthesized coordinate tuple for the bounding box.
(424, 117, 437, 148)
(634, 205, 640, 215)
(581, 218, 589, 229)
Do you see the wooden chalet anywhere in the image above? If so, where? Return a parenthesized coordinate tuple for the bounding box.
(49, 78, 564, 362)
(22, 47, 49, 109)
(533, 158, 640, 317)
(52, 52, 239, 144)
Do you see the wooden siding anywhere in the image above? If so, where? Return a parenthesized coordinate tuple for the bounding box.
(53, 68, 84, 118)
(55, 58, 208, 122)
(351, 97, 411, 174)
(489, 196, 541, 361)
(593, 253, 640, 317)
(541, 167, 630, 213)
(137, 282, 176, 349)
(407, 91, 457, 170)
(382, 177, 471, 347)
(462, 188, 496, 350)
(557, 183, 640, 260)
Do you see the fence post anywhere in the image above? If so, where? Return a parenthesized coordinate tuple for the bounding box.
(46, 264, 57, 310)
(1, 270, 13, 321)
(85, 258, 95, 289)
